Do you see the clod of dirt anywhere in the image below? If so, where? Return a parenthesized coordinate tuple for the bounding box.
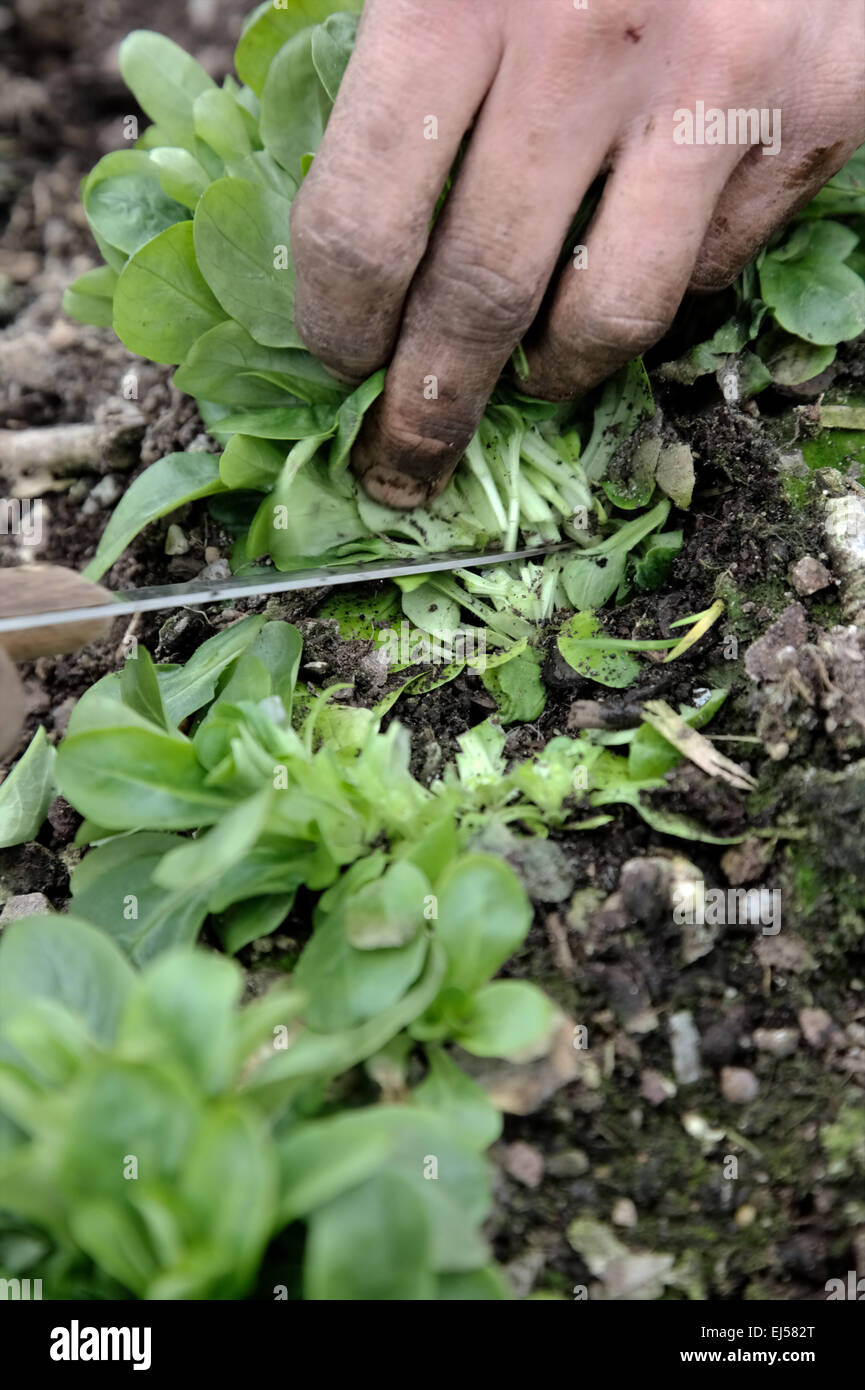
(754, 932, 816, 977)
(745, 604, 808, 682)
(798, 1007, 841, 1050)
(747, 611, 865, 757)
(720, 837, 768, 885)
(789, 555, 832, 597)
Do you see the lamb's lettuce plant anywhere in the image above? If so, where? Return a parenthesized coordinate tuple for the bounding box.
(661, 145, 865, 395)
(64, 11, 683, 630)
(0, 915, 509, 1300)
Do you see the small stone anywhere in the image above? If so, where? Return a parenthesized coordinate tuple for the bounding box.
(0, 892, 51, 926)
(798, 1006, 837, 1049)
(546, 1148, 590, 1178)
(753, 1027, 799, 1058)
(198, 559, 231, 583)
(612, 1197, 638, 1229)
(165, 524, 190, 556)
(204, 546, 221, 565)
(90, 474, 122, 508)
(734, 1203, 757, 1229)
(720, 1066, 759, 1104)
(502, 1141, 545, 1189)
(640, 1069, 677, 1106)
(669, 1010, 701, 1084)
(789, 556, 832, 597)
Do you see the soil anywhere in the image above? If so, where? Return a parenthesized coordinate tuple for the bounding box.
(2, 0, 865, 1303)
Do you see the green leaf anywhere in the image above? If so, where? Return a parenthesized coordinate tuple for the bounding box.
(437, 1267, 513, 1300)
(194, 179, 301, 348)
(120, 647, 170, 731)
(557, 612, 641, 688)
(0, 729, 56, 849)
(581, 360, 655, 481)
(113, 221, 227, 364)
(56, 725, 231, 830)
(249, 457, 370, 568)
(311, 13, 360, 100)
(480, 646, 546, 724)
(176, 321, 327, 410)
(219, 434, 286, 490)
(83, 452, 227, 581)
(305, 1172, 434, 1300)
(433, 855, 532, 997)
(260, 28, 332, 182)
(294, 893, 428, 1032)
(235, 1, 362, 96)
(760, 221, 865, 346)
(217, 403, 337, 439)
(193, 90, 254, 162)
(328, 370, 387, 474)
(85, 164, 189, 257)
(277, 1116, 390, 1223)
(213, 892, 294, 955)
(413, 1047, 502, 1151)
(69, 831, 211, 964)
(154, 789, 273, 891)
(117, 949, 242, 1094)
(158, 613, 267, 724)
(756, 328, 837, 386)
(345, 861, 430, 949)
(561, 550, 626, 611)
(119, 31, 218, 150)
(175, 1102, 277, 1297)
(456, 980, 559, 1060)
(246, 942, 446, 1095)
(62, 265, 118, 328)
(0, 915, 134, 1045)
(147, 147, 211, 209)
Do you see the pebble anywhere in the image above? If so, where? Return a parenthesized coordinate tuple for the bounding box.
(720, 1066, 759, 1104)
(0, 892, 51, 926)
(669, 1010, 701, 1084)
(502, 1141, 545, 1189)
(734, 1204, 757, 1229)
(789, 556, 832, 597)
(640, 1069, 677, 1105)
(198, 559, 231, 582)
(612, 1197, 638, 1229)
(753, 1027, 799, 1058)
(546, 1148, 590, 1178)
(204, 545, 221, 565)
(165, 524, 190, 556)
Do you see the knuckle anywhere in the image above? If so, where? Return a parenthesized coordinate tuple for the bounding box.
(291, 195, 409, 293)
(689, 258, 740, 293)
(578, 303, 672, 358)
(428, 251, 539, 346)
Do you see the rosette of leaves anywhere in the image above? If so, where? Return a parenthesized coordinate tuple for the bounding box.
(64, 9, 680, 625)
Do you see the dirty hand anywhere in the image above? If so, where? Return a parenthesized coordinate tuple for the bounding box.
(291, 0, 865, 507)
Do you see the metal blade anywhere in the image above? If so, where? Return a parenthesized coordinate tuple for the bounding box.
(0, 543, 573, 636)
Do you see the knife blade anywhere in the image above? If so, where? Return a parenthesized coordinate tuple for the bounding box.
(0, 542, 573, 636)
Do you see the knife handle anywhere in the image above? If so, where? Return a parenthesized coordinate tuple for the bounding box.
(0, 565, 113, 663)
(0, 648, 25, 761)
